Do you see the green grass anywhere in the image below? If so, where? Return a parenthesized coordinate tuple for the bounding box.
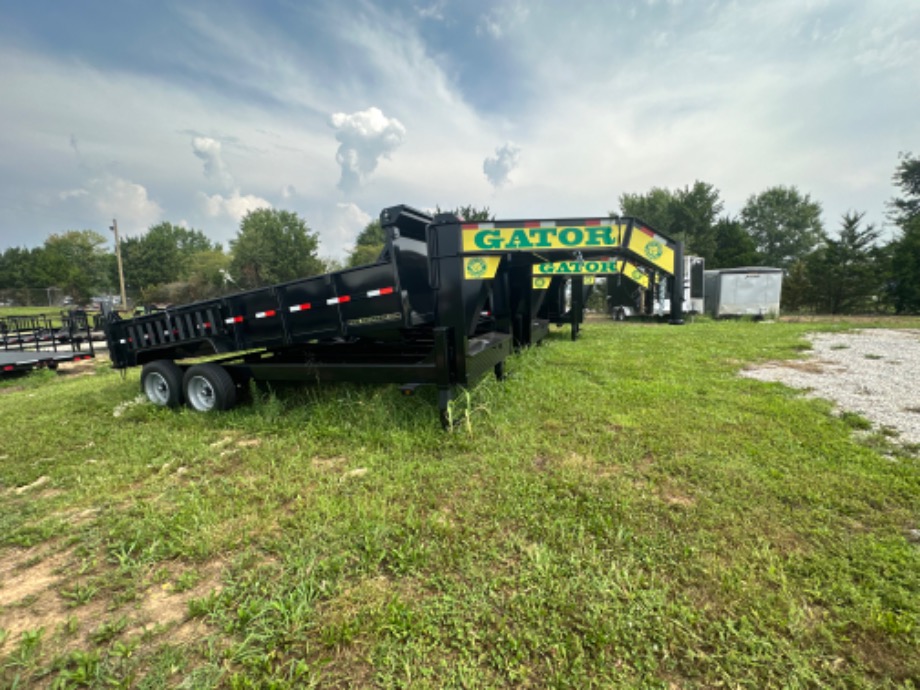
(1, 319, 919, 688)
(0, 306, 66, 322)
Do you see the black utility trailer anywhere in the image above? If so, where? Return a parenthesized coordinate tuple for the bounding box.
(1, 311, 96, 377)
(104, 206, 683, 425)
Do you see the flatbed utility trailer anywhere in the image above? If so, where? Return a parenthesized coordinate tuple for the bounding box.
(104, 206, 684, 425)
(0, 311, 96, 377)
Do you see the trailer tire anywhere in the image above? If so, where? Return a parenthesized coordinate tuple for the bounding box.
(183, 363, 237, 412)
(141, 360, 184, 407)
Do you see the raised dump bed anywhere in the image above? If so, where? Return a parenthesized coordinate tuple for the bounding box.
(104, 205, 685, 425)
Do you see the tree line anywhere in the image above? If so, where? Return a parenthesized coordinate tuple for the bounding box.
(616, 154, 919, 314)
(1, 154, 918, 313)
(0, 209, 324, 307)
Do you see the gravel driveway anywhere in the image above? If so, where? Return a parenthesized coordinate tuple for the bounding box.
(741, 329, 920, 446)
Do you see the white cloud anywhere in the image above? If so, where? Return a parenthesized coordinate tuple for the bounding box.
(60, 175, 163, 236)
(192, 136, 235, 190)
(415, 1, 446, 21)
(476, 14, 503, 39)
(476, 3, 530, 39)
(329, 107, 406, 194)
(483, 142, 521, 188)
(199, 190, 271, 222)
(315, 202, 373, 259)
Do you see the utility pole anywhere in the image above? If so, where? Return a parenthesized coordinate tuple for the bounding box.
(110, 218, 128, 312)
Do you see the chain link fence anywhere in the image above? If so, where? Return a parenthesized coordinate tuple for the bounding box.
(0, 288, 138, 310)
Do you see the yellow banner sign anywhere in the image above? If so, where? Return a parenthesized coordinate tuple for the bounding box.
(462, 224, 625, 253)
(627, 226, 674, 274)
(620, 260, 650, 288)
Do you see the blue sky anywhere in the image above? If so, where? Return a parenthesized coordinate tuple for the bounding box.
(1, 0, 917, 259)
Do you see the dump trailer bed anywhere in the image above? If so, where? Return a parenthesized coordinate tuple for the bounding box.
(105, 206, 513, 426)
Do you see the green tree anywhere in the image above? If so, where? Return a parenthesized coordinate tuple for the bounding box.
(618, 187, 673, 234)
(120, 222, 219, 292)
(888, 152, 920, 225)
(806, 212, 882, 314)
(888, 218, 920, 313)
(346, 220, 386, 268)
(230, 209, 322, 288)
(35, 230, 110, 302)
(781, 259, 813, 313)
(444, 205, 493, 222)
(0, 247, 44, 289)
(740, 186, 824, 269)
(887, 152, 920, 313)
(710, 216, 759, 268)
(618, 182, 724, 263)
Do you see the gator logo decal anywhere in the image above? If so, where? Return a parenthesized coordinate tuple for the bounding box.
(463, 255, 502, 280)
(644, 240, 664, 261)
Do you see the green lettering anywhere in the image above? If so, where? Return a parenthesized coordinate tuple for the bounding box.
(530, 227, 555, 247)
(586, 226, 616, 246)
(536, 263, 554, 274)
(559, 227, 584, 246)
(475, 230, 501, 250)
(557, 261, 573, 274)
(506, 229, 534, 249)
(584, 262, 599, 273)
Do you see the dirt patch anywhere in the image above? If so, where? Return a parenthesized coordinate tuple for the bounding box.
(312, 456, 349, 472)
(133, 561, 224, 634)
(661, 489, 695, 508)
(0, 386, 25, 396)
(0, 545, 225, 657)
(0, 546, 71, 608)
(0, 545, 106, 654)
(57, 359, 99, 377)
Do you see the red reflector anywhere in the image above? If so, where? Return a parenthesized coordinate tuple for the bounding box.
(461, 223, 479, 230)
(3, 365, 14, 371)
(524, 220, 542, 228)
(379, 286, 394, 295)
(339, 295, 351, 304)
(585, 219, 602, 226)
(203, 322, 211, 329)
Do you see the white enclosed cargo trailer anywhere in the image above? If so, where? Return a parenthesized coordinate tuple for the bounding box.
(704, 267, 783, 318)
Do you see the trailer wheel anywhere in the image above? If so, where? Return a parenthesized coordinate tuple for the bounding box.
(183, 363, 237, 412)
(141, 360, 184, 407)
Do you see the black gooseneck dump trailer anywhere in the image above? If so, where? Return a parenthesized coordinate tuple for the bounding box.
(104, 206, 683, 426)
